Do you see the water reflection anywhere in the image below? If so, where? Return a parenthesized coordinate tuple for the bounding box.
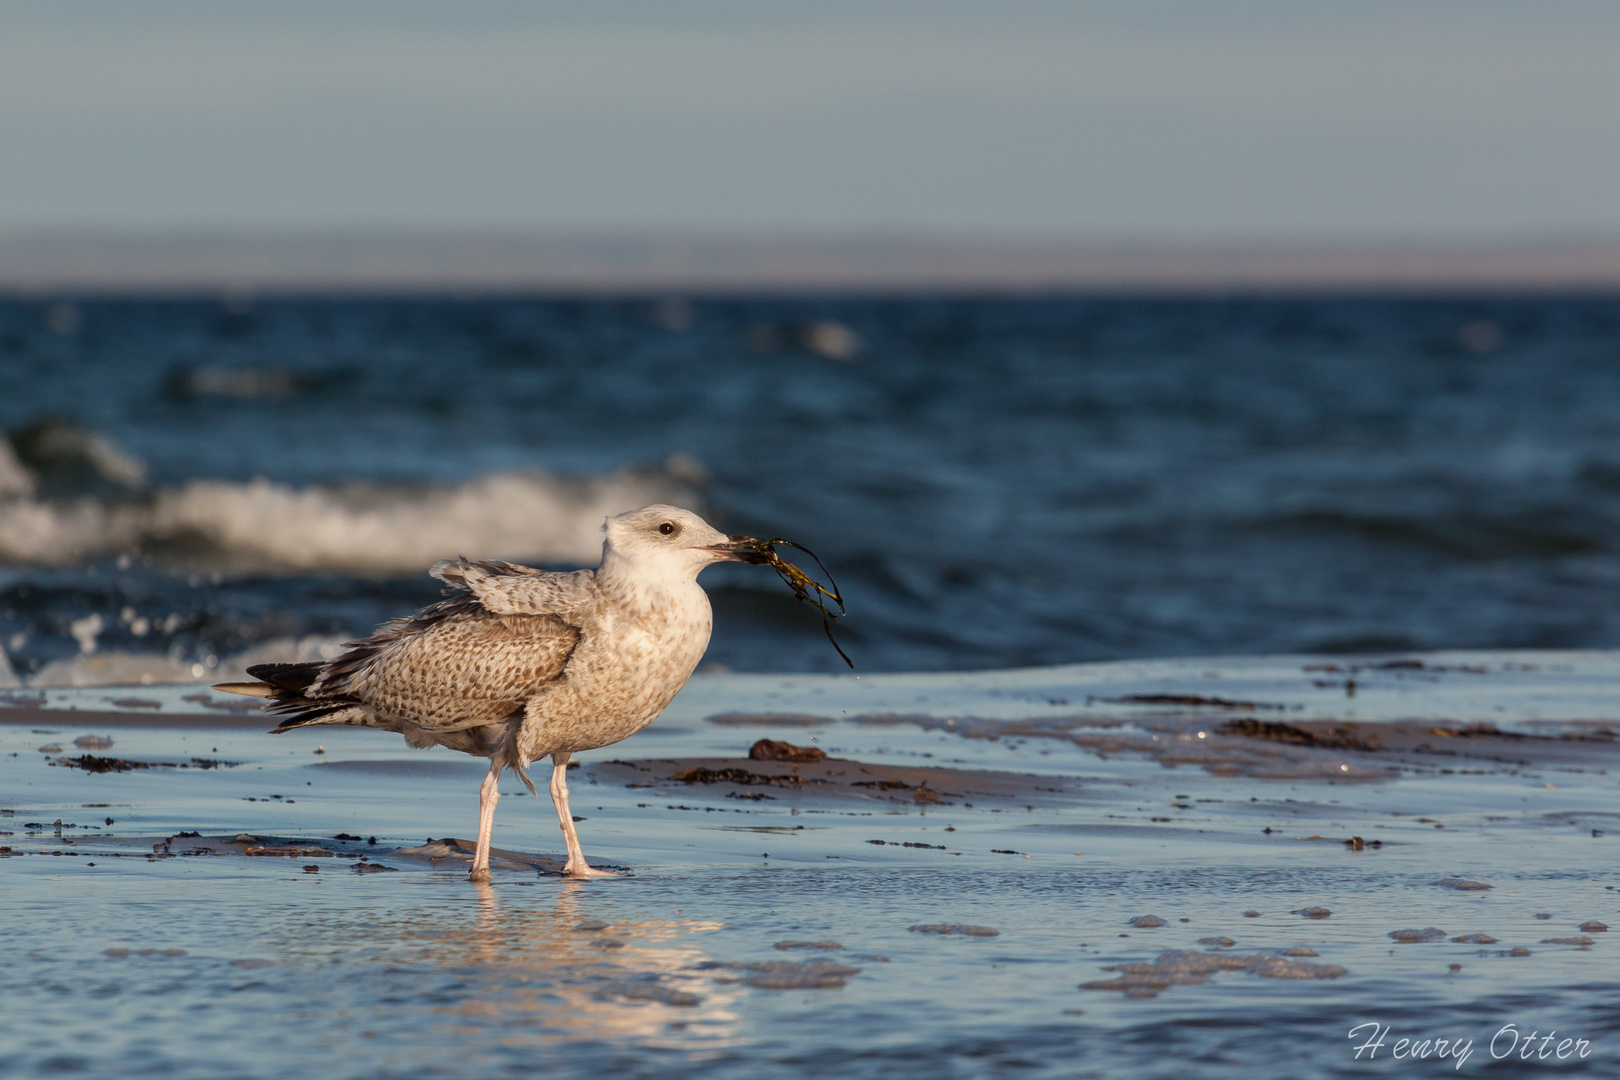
(267, 878, 741, 1051)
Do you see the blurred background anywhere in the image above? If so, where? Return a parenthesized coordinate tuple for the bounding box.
(2, 1, 1620, 684)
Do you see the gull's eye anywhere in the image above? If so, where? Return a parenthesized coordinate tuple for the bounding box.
(658, 522, 676, 536)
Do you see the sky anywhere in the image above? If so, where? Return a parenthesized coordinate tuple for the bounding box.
(1, 1, 1618, 242)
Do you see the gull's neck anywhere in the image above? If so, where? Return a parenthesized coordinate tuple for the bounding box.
(596, 548, 704, 614)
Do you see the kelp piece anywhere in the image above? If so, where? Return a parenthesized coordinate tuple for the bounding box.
(741, 538, 853, 668)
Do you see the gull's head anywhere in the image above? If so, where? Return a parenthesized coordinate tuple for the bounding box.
(601, 505, 769, 584)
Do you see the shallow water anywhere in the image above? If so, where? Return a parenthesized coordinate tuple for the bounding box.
(4, 652, 1617, 1077)
(6, 295, 1620, 678)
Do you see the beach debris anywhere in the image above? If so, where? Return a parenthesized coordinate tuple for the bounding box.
(1217, 718, 1371, 749)
(1251, 956, 1348, 980)
(1116, 694, 1281, 710)
(670, 766, 822, 788)
(1508, 947, 1532, 956)
(909, 924, 999, 937)
(745, 965, 861, 990)
(1198, 937, 1236, 947)
(54, 755, 150, 773)
(737, 537, 851, 667)
(748, 738, 827, 763)
(36, 744, 61, 753)
(774, 941, 842, 951)
(706, 712, 830, 727)
(49, 754, 237, 773)
(351, 861, 396, 873)
(1433, 878, 1491, 890)
(1283, 947, 1318, 957)
(72, 735, 114, 748)
(1534, 913, 1552, 919)
(1128, 916, 1167, 928)
(1294, 907, 1333, 919)
(1452, 933, 1497, 944)
(739, 960, 860, 990)
(1579, 921, 1608, 932)
(1242, 910, 1261, 918)
(245, 844, 333, 858)
(598, 977, 702, 1006)
(1388, 927, 1447, 943)
(589, 938, 626, 949)
(1540, 937, 1596, 946)
(1081, 949, 1345, 999)
(575, 919, 611, 932)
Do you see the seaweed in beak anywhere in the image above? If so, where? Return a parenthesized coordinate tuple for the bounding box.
(717, 535, 853, 668)
(708, 535, 775, 564)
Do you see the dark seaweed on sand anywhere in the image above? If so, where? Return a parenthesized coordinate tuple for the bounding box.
(744, 538, 852, 667)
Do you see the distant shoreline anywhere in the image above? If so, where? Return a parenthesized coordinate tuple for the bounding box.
(4, 231, 1620, 296)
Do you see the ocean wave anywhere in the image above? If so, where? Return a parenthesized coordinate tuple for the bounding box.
(0, 467, 695, 572)
(21, 634, 350, 689)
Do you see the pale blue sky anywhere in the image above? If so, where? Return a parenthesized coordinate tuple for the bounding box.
(2, 1, 1617, 240)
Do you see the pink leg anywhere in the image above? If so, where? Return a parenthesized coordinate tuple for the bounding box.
(470, 760, 501, 881)
(549, 752, 615, 879)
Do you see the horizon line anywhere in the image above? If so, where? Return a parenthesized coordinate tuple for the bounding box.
(5, 229, 1620, 295)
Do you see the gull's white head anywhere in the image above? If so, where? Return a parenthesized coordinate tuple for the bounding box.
(600, 505, 768, 585)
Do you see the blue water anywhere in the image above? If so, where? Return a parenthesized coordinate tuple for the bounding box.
(3, 295, 1620, 677)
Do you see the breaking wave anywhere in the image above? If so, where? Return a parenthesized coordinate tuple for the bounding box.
(0, 467, 696, 573)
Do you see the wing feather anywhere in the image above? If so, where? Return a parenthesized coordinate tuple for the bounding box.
(429, 558, 598, 618)
(291, 560, 594, 733)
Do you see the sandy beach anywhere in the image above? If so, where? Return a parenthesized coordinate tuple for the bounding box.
(3, 650, 1617, 1077)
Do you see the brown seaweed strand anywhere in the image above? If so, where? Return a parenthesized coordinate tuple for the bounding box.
(744, 538, 853, 668)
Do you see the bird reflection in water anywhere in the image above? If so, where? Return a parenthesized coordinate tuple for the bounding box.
(277, 881, 741, 1050)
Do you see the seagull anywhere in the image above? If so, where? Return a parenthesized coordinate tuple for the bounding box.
(215, 505, 772, 880)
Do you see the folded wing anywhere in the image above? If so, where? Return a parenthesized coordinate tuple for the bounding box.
(224, 560, 597, 735)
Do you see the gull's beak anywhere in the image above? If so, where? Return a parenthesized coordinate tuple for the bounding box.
(707, 534, 773, 564)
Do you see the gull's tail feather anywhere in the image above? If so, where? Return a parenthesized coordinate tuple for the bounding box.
(267, 703, 372, 734)
(237, 661, 370, 733)
(247, 661, 323, 694)
(211, 681, 273, 698)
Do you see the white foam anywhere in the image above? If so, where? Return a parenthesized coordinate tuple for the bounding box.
(0, 643, 20, 689)
(26, 634, 351, 688)
(0, 439, 35, 498)
(0, 466, 693, 572)
(29, 650, 201, 688)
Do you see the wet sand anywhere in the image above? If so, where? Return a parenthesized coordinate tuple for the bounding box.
(4, 650, 1619, 1078)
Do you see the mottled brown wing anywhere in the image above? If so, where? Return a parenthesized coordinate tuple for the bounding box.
(330, 606, 580, 732)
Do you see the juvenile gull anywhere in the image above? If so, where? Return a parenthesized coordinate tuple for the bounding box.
(215, 505, 772, 879)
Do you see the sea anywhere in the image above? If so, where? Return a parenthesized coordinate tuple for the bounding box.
(2, 293, 1620, 682)
(5, 294, 1620, 1077)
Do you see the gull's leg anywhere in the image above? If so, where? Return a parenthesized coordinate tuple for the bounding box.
(470, 759, 501, 881)
(550, 751, 615, 879)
